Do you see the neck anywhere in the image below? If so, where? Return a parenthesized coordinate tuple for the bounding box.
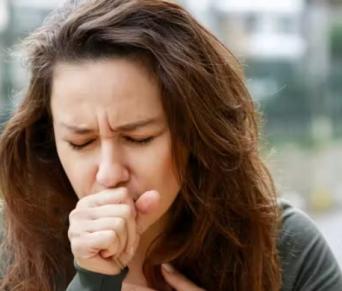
(125, 215, 167, 286)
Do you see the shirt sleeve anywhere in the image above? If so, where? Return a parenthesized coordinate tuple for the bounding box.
(66, 263, 128, 291)
(278, 200, 342, 291)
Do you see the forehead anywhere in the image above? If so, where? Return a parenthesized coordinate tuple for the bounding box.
(50, 58, 164, 128)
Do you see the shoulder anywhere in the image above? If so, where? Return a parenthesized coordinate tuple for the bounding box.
(278, 199, 342, 291)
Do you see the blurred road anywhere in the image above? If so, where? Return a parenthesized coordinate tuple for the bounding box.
(313, 210, 342, 268)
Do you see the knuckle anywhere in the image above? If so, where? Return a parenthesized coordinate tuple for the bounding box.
(67, 228, 75, 240)
(69, 208, 85, 221)
(76, 198, 87, 208)
(68, 224, 83, 239)
(68, 209, 77, 220)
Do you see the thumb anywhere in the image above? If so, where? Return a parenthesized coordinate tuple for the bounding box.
(135, 190, 160, 234)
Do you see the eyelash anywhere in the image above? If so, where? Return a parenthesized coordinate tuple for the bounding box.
(69, 140, 93, 150)
(124, 136, 154, 145)
(68, 136, 154, 150)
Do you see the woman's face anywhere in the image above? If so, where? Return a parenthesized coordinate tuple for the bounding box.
(51, 58, 182, 233)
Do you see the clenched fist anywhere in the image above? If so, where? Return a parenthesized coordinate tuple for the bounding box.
(68, 187, 160, 275)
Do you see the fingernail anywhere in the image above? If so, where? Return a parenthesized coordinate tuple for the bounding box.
(162, 263, 175, 273)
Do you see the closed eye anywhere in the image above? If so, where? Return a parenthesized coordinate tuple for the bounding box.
(68, 140, 94, 150)
(124, 136, 154, 145)
(67, 136, 154, 150)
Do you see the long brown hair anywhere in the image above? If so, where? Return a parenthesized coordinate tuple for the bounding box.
(0, 0, 281, 290)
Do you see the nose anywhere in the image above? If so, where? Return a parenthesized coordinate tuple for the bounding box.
(96, 142, 129, 188)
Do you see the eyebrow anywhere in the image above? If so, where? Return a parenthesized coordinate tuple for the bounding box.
(60, 117, 163, 134)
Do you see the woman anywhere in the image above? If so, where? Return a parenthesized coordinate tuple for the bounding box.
(0, 0, 341, 290)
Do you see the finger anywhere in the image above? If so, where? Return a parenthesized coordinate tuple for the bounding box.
(119, 231, 140, 266)
(161, 264, 205, 291)
(77, 187, 134, 209)
(72, 230, 119, 259)
(100, 246, 118, 259)
(68, 204, 135, 238)
(135, 190, 160, 234)
(86, 217, 126, 254)
(72, 203, 135, 220)
(88, 204, 137, 258)
(96, 203, 137, 256)
(99, 243, 118, 259)
(124, 208, 137, 257)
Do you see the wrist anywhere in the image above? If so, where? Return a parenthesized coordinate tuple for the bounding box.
(74, 259, 128, 277)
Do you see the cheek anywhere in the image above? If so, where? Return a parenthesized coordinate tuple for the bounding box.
(158, 149, 180, 196)
(139, 136, 181, 209)
(55, 143, 95, 198)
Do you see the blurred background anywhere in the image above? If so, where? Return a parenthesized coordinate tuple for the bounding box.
(0, 0, 341, 266)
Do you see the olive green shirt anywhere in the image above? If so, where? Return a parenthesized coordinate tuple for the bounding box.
(66, 200, 342, 290)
